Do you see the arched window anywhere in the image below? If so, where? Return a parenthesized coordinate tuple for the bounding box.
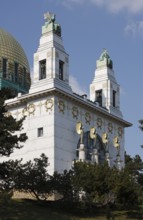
(77, 131, 106, 163)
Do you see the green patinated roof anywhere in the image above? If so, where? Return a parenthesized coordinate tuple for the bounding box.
(0, 29, 30, 71)
(99, 49, 113, 69)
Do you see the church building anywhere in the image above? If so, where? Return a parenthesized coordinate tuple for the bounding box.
(0, 13, 131, 174)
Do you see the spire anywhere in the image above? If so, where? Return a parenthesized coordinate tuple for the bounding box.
(42, 12, 61, 36)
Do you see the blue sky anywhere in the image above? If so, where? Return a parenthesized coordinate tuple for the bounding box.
(0, 0, 143, 158)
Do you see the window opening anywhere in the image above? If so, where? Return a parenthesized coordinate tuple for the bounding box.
(113, 90, 116, 107)
(95, 90, 102, 107)
(37, 127, 43, 137)
(14, 62, 19, 83)
(3, 58, 7, 78)
(59, 60, 64, 80)
(39, 60, 46, 80)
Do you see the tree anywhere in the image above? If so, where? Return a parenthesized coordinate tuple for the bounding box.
(0, 88, 27, 196)
(71, 161, 114, 207)
(112, 168, 140, 208)
(112, 153, 143, 208)
(14, 154, 51, 200)
(51, 170, 74, 202)
(125, 153, 143, 176)
(0, 88, 27, 156)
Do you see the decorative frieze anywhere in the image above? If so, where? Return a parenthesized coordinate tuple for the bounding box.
(97, 117, 102, 129)
(45, 99, 54, 111)
(118, 127, 123, 137)
(85, 112, 91, 124)
(58, 100, 65, 113)
(108, 122, 113, 133)
(72, 106, 79, 119)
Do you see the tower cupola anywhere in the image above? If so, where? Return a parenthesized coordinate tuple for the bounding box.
(30, 12, 72, 94)
(90, 49, 123, 118)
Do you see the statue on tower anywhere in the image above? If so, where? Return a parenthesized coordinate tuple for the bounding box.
(44, 12, 55, 24)
(42, 12, 61, 36)
(99, 49, 113, 69)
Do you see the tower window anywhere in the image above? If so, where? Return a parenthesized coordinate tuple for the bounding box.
(113, 90, 116, 107)
(3, 58, 7, 78)
(59, 60, 64, 80)
(39, 60, 46, 80)
(95, 90, 102, 107)
(14, 62, 19, 83)
(37, 127, 43, 137)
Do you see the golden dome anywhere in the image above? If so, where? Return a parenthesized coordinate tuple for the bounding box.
(0, 29, 31, 93)
(0, 29, 30, 71)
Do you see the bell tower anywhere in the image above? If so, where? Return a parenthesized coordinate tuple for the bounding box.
(30, 12, 72, 94)
(90, 49, 123, 118)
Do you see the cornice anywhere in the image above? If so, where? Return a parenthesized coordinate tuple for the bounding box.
(5, 87, 132, 127)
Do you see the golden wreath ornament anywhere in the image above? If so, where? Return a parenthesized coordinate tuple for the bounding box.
(22, 107, 29, 117)
(27, 103, 35, 114)
(45, 99, 54, 111)
(108, 122, 113, 133)
(72, 106, 79, 119)
(97, 118, 102, 129)
(85, 112, 91, 124)
(118, 127, 123, 137)
(58, 100, 65, 113)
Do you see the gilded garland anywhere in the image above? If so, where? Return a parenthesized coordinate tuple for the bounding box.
(72, 106, 79, 119)
(85, 112, 91, 124)
(27, 104, 35, 114)
(22, 108, 29, 117)
(45, 99, 54, 111)
(58, 100, 65, 113)
(97, 118, 102, 129)
(118, 127, 123, 137)
(108, 122, 113, 133)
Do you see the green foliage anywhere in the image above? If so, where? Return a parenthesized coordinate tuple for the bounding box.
(0, 88, 27, 156)
(112, 169, 139, 208)
(71, 161, 115, 207)
(125, 153, 143, 176)
(51, 170, 73, 201)
(14, 154, 51, 200)
(0, 88, 27, 197)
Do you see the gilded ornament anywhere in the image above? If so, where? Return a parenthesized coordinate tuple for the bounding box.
(22, 108, 29, 117)
(118, 127, 123, 137)
(97, 118, 102, 128)
(72, 106, 79, 119)
(108, 122, 113, 133)
(45, 99, 54, 111)
(27, 103, 35, 114)
(58, 100, 65, 113)
(85, 112, 91, 124)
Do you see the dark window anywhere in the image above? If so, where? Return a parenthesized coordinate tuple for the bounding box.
(23, 67, 26, 86)
(37, 127, 43, 137)
(59, 60, 64, 80)
(3, 58, 7, 78)
(14, 62, 19, 83)
(95, 90, 102, 107)
(113, 90, 116, 107)
(39, 60, 46, 80)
